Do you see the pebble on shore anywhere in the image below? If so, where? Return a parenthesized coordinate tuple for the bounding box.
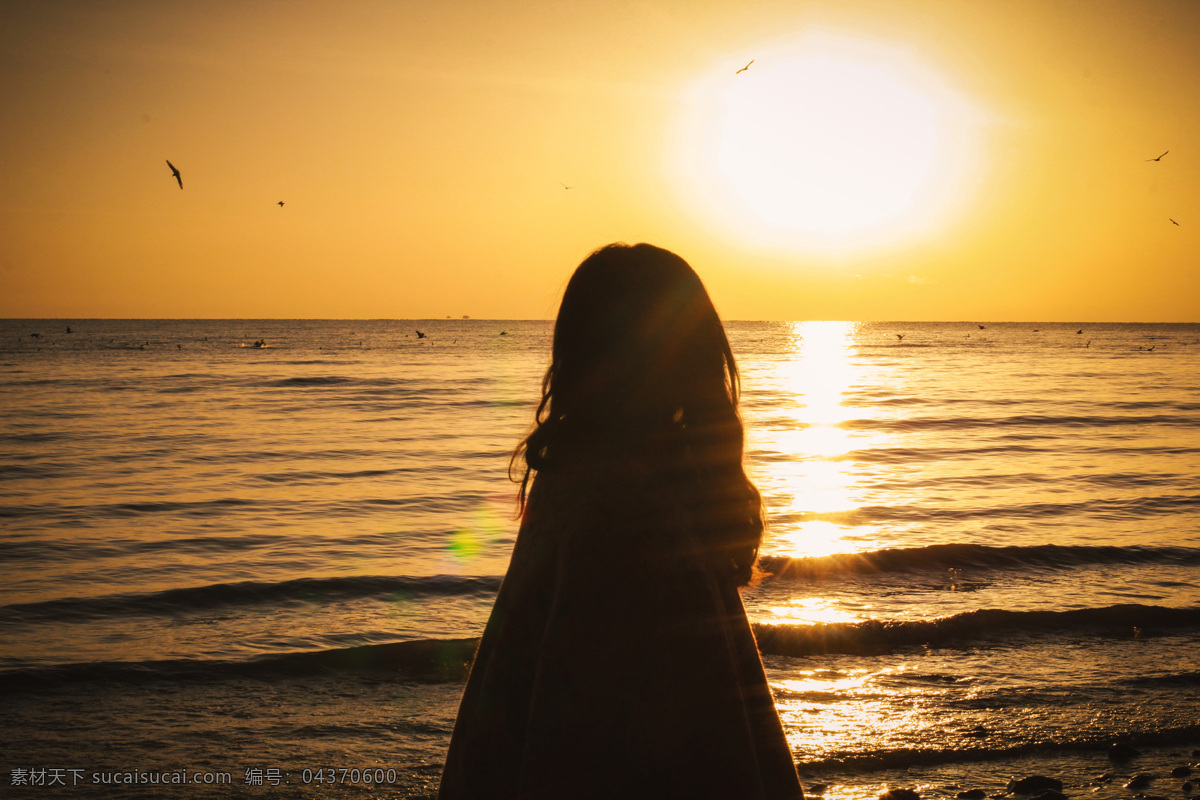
(880, 789, 920, 800)
(1007, 776, 1063, 794)
(1110, 743, 1142, 761)
(1124, 774, 1153, 790)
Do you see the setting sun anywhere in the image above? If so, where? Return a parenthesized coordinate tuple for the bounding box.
(721, 56, 941, 231)
(682, 32, 982, 252)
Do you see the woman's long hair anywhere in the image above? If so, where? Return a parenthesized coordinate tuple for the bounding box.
(512, 243, 764, 586)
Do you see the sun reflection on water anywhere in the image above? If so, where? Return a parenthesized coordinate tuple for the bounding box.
(744, 325, 995, 785)
(749, 321, 888, 560)
(771, 520, 861, 560)
(777, 666, 885, 696)
(766, 596, 862, 626)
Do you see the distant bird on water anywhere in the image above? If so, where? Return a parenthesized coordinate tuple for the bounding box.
(978, 324, 986, 330)
(1170, 218, 1180, 226)
(166, 160, 182, 189)
(736, 59, 754, 74)
(415, 330, 426, 339)
(277, 201, 285, 207)
(1146, 151, 1169, 162)
(1076, 329, 1084, 334)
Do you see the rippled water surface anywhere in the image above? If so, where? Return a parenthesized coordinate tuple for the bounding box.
(2, 319, 1198, 798)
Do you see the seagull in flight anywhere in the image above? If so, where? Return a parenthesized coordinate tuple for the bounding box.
(560, 183, 572, 190)
(277, 201, 285, 207)
(166, 160, 182, 189)
(1146, 151, 1169, 162)
(736, 59, 754, 74)
(1170, 218, 1180, 226)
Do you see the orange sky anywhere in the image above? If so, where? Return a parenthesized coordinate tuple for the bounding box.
(1, 0, 1197, 320)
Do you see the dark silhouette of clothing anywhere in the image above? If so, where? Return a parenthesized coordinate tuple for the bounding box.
(438, 465, 803, 799)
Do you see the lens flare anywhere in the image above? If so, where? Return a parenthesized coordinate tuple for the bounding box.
(445, 501, 507, 565)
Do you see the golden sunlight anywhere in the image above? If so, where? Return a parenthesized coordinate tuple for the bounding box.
(767, 596, 861, 627)
(720, 56, 940, 232)
(682, 32, 980, 250)
(752, 321, 889, 560)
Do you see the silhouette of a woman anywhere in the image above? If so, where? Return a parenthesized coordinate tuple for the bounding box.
(438, 243, 803, 799)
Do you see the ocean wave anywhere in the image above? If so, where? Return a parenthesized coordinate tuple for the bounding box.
(792, 493, 1200, 525)
(798, 724, 1200, 770)
(836, 443, 1200, 463)
(0, 431, 66, 445)
(752, 604, 1200, 657)
(4, 608, 1198, 694)
(0, 497, 264, 523)
(0, 462, 67, 480)
(838, 413, 1199, 432)
(1118, 670, 1200, 688)
(273, 359, 361, 365)
(758, 543, 1200, 580)
(271, 375, 356, 386)
(0, 575, 503, 624)
(249, 467, 410, 484)
(0, 637, 480, 692)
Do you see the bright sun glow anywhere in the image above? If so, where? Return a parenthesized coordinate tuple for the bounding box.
(682, 33, 979, 249)
(720, 57, 938, 232)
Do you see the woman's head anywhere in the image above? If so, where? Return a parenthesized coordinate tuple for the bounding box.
(549, 243, 734, 437)
(516, 243, 764, 584)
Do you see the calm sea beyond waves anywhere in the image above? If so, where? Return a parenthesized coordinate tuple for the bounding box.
(2, 318, 1198, 799)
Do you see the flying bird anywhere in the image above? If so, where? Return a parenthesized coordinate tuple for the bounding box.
(1170, 218, 1180, 226)
(277, 201, 285, 207)
(1146, 151, 1168, 162)
(415, 330, 426, 339)
(560, 183, 572, 190)
(166, 160, 182, 189)
(736, 59, 754, 74)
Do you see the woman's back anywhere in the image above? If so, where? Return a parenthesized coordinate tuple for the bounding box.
(438, 465, 802, 799)
(437, 243, 803, 798)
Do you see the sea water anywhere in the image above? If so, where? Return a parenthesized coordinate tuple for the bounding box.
(2, 319, 1198, 799)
